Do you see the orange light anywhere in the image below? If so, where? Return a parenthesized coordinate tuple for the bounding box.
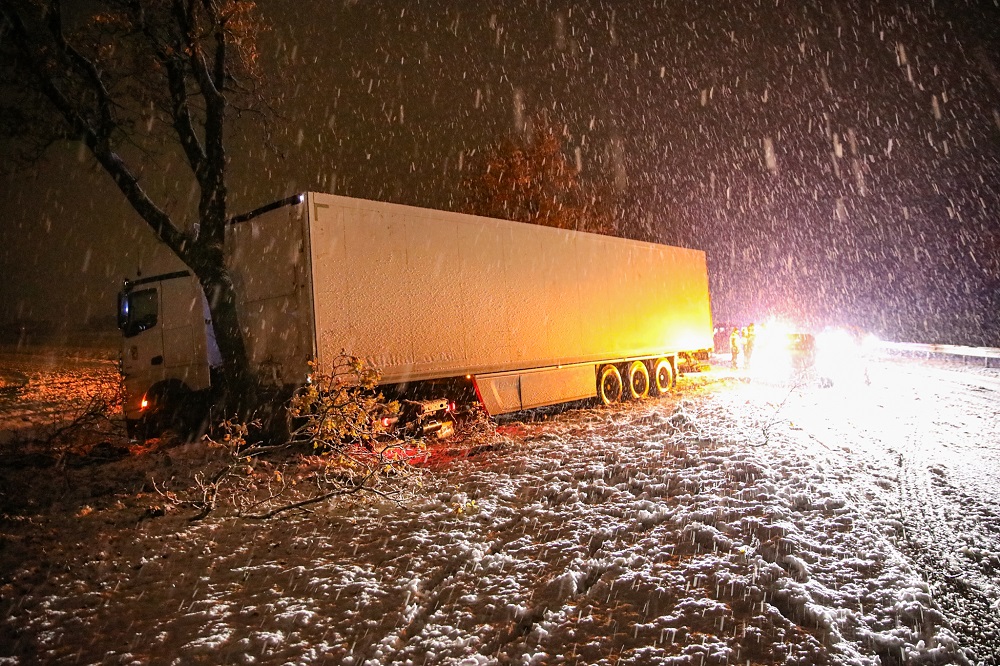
(140, 397, 149, 410)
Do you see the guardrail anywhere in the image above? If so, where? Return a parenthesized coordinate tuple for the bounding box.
(879, 341, 1000, 368)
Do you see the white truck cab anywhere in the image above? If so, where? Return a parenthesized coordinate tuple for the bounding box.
(117, 270, 217, 431)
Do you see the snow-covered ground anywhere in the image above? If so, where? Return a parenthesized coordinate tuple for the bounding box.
(1, 352, 997, 665)
(0, 348, 120, 445)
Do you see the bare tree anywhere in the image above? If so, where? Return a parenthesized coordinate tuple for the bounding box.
(0, 0, 268, 409)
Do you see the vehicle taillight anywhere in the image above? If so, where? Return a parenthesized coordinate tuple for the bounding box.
(447, 401, 456, 413)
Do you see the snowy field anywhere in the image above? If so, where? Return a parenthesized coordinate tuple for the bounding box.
(1, 352, 998, 665)
(0, 348, 120, 445)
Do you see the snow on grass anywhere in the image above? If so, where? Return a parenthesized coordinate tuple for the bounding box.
(0, 368, 978, 664)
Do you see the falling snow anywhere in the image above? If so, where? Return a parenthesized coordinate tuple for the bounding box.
(2, 2, 998, 346)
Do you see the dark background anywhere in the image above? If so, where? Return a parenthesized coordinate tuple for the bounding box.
(2, 0, 999, 344)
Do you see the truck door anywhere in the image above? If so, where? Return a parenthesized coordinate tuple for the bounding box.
(159, 278, 203, 372)
(119, 284, 164, 418)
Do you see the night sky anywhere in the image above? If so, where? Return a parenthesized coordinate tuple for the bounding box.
(2, 0, 999, 344)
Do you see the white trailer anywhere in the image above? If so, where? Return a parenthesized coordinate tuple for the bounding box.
(118, 193, 713, 430)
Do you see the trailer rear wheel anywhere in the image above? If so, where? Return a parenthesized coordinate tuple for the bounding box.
(653, 358, 674, 395)
(626, 361, 650, 399)
(598, 365, 623, 405)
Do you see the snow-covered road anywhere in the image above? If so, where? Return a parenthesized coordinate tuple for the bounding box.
(1, 354, 997, 665)
(773, 357, 1000, 665)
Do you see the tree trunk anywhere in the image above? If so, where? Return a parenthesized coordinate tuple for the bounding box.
(187, 245, 255, 418)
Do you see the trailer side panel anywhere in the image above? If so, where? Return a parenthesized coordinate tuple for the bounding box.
(306, 193, 712, 384)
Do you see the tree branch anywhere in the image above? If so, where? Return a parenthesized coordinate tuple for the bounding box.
(243, 477, 382, 520)
(172, 0, 223, 107)
(164, 56, 209, 181)
(45, 0, 114, 138)
(1, 2, 191, 259)
(171, 0, 227, 242)
(126, 0, 208, 181)
(205, 0, 228, 92)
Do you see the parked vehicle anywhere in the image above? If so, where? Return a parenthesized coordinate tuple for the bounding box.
(117, 193, 715, 436)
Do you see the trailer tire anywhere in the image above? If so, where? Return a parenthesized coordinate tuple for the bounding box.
(653, 358, 674, 395)
(598, 365, 623, 405)
(626, 361, 650, 399)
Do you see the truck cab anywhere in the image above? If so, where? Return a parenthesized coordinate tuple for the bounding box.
(117, 271, 215, 434)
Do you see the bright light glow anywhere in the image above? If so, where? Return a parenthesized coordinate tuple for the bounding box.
(141, 397, 149, 410)
(862, 333, 882, 353)
(747, 320, 799, 382)
(815, 328, 868, 386)
(816, 329, 854, 373)
(748, 322, 870, 388)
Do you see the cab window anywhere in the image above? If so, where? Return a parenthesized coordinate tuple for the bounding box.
(120, 288, 158, 338)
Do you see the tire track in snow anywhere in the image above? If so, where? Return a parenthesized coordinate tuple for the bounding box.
(762, 358, 996, 665)
(884, 363, 1000, 666)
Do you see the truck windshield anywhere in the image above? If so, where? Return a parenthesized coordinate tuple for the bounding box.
(118, 288, 158, 338)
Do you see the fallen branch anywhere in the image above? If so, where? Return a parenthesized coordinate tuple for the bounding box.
(146, 355, 429, 521)
(754, 381, 801, 447)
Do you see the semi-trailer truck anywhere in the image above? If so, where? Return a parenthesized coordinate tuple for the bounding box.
(117, 192, 714, 435)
